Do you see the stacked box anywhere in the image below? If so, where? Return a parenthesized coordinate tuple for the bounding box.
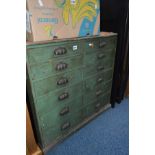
(26, 0, 100, 42)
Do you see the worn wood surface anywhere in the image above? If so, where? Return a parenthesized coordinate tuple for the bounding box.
(26, 34, 117, 150)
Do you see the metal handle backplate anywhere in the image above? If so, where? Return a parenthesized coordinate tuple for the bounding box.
(54, 47, 67, 55)
(61, 122, 70, 130)
(97, 53, 105, 59)
(95, 103, 101, 109)
(56, 62, 68, 71)
(97, 77, 103, 83)
(99, 41, 106, 48)
(57, 78, 69, 85)
(96, 90, 102, 96)
(60, 107, 69, 116)
(97, 66, 104, 71)
(58, 92, 69, 100)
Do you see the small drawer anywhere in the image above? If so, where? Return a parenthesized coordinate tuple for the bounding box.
(104, 69, 113, 81)
(35, 83, 83, 114)
(33, 68, 83, 98)
(84, 48, 115, 66)
(83, 69, 113, 90)
(83, 61, 105, 78)
(83, 58, 114, 78)
(84, 51, 106, 65)
(83, 93, 111, 118)
(83, 80, 112, 105)
(27, 41, 82, 65)
(29, 55, 83, 80)
(98, 36, 117, 51)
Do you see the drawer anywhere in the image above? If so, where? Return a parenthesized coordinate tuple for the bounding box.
(41, 110, 83, 146)
(104, 69, 113, 81)
(83, 93, 111, 118)
(83, 80, 112, 105)
(98, 36, 117, 51)
(27, 41, 82, 65)
(35, 83, 83, 114)
(84, 70, 113, 92)
(102, 92, 111, 106)
(83, 36, 117, 53)
(29, 55, 83, 80)
(83, 57, 114, 78)
(84, 48, 115, 66)
(33, 68, 83, 98)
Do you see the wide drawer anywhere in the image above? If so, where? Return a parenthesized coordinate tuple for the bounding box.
(83, 80, 112, 105)
(83, 36, 117, 53)
(35, 83, 83, 114)
(33, 68, 83, 98)
(27, 41, 82, 65)
(28, 55, 83, 80)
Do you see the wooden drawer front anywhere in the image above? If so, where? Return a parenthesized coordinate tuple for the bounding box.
(83, 80, 112, 105)
(98, 36, 117, 51)
(104, 69, 113, 81)
(27, 41, 82, 65)
(33, 68, 83, 98)
(41, 110, 83, 146)
(83, 36, 117, 53)
(29, 55, 83, 80)
(83, 93, 111, 118)
(35, 83, 83, 114)
(84, 48, 115, 65)
(102, 92, 111, 106)
(39, 98, 83, 130)
(84, 70, 113, 93)
(83, 56, 114, 78)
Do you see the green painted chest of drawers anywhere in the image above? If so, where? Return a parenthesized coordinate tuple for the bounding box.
(26, 32, 117, 153)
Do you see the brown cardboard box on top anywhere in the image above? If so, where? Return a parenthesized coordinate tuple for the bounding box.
(26, 0, 100, 42)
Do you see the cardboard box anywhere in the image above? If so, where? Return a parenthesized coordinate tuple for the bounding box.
(26, 0, 100, 42)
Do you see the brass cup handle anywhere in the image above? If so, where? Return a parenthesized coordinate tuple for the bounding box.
(99, 41, 107, 48)
(57, 78, 69, 85)
(97, 66, 104, 71)
(96, 90, 102, 96)
(60, 107, 69, 116)
(54, 47, 67, 55)
(95, 103, 101, 109)
(58, 92, 69, 101)
(97, 77, 103, 83)
(97, 53, 105, 59)
(56, 62, 68, 71)
(61, 122, 70, 131)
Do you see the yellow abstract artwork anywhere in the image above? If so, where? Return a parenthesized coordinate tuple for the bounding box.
(55, 0, 99, 27)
